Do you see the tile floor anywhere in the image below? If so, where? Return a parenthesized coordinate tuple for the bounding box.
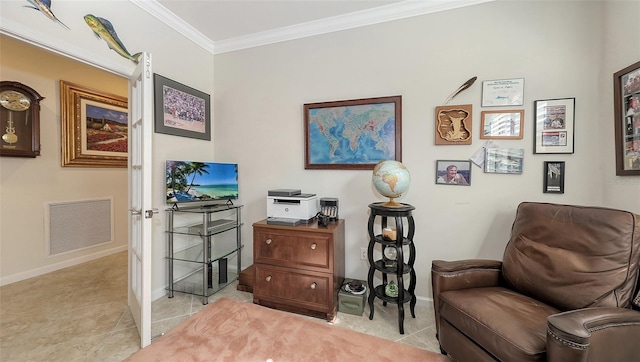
(0, 251, 442, 361)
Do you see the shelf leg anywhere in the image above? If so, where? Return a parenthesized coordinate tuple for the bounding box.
(367, 266, 375, 320)
(398, 302, 405, 335)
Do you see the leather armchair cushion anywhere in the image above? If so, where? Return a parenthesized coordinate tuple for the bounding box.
(502, 203, 640, 311)
(440, 287, 559, 361)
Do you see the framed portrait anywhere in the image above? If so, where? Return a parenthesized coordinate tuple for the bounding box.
(481, 78, 524, 107)
(484, 148, 524, 174)
(153, 74, 211, 141)
(533, 98, 575, 154)
(435, 104, 472, 145)
(480, 110, 524, 140)
(60, 81, 128, 168)
(304, 95, 401, 170)
(543, 161, 565, 194)
(435, 160, 471, 186)
(613, 60, 640, 176)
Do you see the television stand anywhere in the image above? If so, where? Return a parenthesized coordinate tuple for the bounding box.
(166, 204, 243, 304)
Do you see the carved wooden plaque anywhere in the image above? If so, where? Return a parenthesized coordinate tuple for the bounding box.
(435, 104, 472, 145)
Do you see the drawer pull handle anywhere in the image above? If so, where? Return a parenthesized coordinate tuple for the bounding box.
(310, 282, 317, 289)
(310, 243, 317, 250)
(266, 239, 272, 245)
(266, 275, 272, 282)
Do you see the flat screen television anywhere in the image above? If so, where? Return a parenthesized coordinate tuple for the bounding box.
(166, 160, 238, 205)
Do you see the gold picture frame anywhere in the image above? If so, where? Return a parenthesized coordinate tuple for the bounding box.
(480, 110, 524, 140)
(60, 81, 128, 167)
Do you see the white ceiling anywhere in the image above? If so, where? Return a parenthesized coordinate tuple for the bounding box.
(156, 0, 403, 42)
(138, 0, 494, 54)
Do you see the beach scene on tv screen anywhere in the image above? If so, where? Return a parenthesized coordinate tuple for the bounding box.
(166, 161, 238, 203)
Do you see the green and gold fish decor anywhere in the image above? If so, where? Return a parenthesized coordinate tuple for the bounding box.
(25, 0, 69, 30)
(84, 14, 142, 64)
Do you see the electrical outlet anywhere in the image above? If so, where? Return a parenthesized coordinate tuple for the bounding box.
(360, 247, 367, 260)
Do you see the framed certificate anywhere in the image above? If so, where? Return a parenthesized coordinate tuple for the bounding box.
(481, 78, 525, 107)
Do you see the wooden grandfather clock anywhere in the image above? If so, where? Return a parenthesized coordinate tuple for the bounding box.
(0, 81, 44, 157)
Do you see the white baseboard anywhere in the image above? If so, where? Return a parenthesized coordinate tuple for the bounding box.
(0, 245, 127, 286)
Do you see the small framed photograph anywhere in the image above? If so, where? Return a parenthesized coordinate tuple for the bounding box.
(153, 74, 211, 140)
(613, 60, 640, 176)
(534, 98, 575, 154)
(481, 78, 524, 107)
(435, 160, 471, 185)
(543, 161, 565, 193)
(484, 148, 524, 174)
(480, 110, 524, 139)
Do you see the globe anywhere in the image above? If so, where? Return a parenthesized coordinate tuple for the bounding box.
(372, 160, 411, 207)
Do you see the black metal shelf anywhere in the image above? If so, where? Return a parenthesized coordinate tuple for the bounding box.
(367, 202, 417, 334)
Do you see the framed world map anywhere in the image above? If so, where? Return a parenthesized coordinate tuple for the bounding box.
(304, 95, 402, 170)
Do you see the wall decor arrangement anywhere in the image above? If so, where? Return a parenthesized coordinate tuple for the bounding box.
(543, 161, 565, 193)
(304, 95, 401, 170)
(480, 110, 524, 140)
(481, 78, 524, 107)
(435, 160, 471, 185)
(484, 148, 524, 174)
(613, 60, 640, 176)
(435, 104, 472, 145)
(153, 74, 211, 141)
(0, 81, 44, 158)
(533, 98, 575, 154)
(60, 80, 128, 168)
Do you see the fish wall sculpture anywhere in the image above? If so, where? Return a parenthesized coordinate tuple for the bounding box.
(84, 14, 142, 64)
(25, 0, 69, 30)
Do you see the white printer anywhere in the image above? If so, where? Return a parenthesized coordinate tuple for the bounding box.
(267, 189, 318, 221)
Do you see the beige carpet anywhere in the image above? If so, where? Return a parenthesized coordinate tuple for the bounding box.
(126, 298, 450, 361)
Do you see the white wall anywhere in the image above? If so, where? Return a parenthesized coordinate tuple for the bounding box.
(214, 1, 639, 301)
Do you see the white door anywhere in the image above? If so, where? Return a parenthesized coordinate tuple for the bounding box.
(128, 52, 153, 348)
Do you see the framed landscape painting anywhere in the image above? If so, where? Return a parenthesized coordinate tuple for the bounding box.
(60, 81, 128, 168)
(304, 96, 402, 170)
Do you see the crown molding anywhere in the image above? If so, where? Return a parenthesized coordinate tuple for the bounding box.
(129, 0, 215, 54)
(132, 0, 494, 55)
(214, 0, 493, 54)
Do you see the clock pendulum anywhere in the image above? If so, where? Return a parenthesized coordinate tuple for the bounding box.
(2, 111, 18, 146)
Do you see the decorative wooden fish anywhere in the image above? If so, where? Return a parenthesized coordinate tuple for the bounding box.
(84, 14, 142, 64)
(24, 0, 69, 30)
(443, 76, 477, 105)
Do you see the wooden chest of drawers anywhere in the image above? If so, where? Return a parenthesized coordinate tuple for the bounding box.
(252, 219, 345, 321)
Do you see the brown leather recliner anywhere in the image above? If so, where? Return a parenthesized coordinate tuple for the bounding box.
(431, 202, 640, 361)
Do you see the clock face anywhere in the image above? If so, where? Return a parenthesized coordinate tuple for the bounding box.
(0, 90, 31, 111)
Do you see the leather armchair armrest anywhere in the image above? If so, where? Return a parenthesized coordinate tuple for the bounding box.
(547, 308, 640, 362)
(431, 259, 503, 293)
(431, 259, 502, 339)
